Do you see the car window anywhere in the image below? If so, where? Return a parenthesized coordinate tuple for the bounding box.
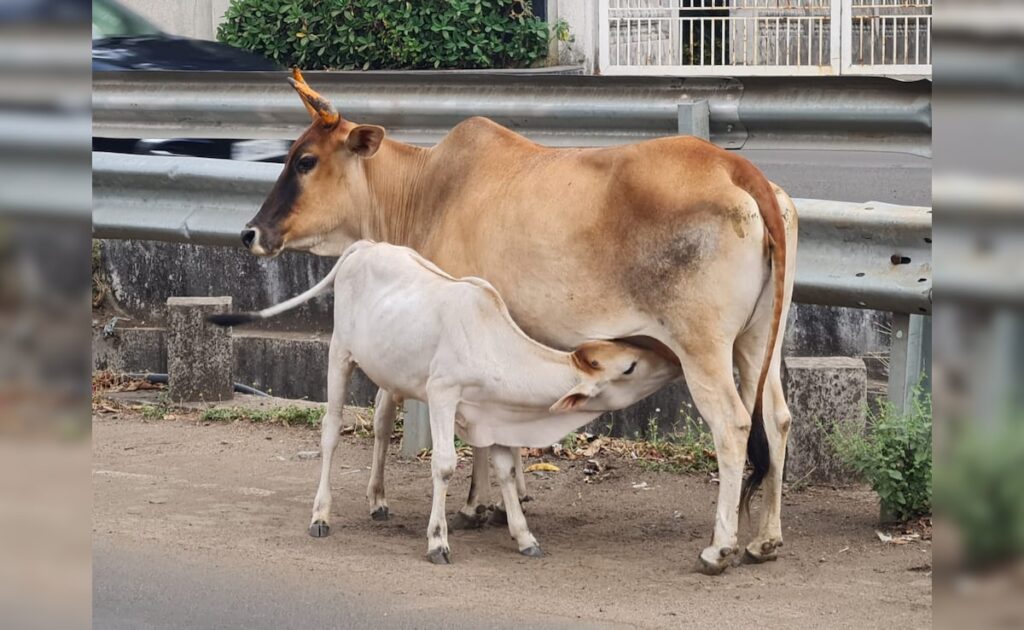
(92, 0, 162, 39)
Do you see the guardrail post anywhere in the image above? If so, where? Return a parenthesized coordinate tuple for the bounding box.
(887, 312, 928, 414)
(677, 100, 710, 140)
(401, 399, 432, 458)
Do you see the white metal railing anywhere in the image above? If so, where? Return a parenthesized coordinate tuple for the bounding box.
(842, 0, 931, 74)
(598, 0, 931, 77)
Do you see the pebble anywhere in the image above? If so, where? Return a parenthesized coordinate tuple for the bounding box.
(295, 450, 321, 460)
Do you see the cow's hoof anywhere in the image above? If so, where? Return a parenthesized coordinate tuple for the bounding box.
(519, 545, 543, 558)
(448, 510, 486, 530)
(488, 507, 508, 526)
(309, 520, 330, 538)
(743, 539, 782, 564)
(370, 506, 390, 522)
(519, 495, 533, 504)
(426, 547, 452, 565)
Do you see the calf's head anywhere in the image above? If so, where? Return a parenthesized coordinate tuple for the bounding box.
(550, 340, 679, 413)
(243, 69, 386, 257)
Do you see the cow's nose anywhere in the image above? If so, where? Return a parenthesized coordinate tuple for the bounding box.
(241, 228, 258, 249)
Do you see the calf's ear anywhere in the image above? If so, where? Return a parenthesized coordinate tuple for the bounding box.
(550, 381, 600, 413)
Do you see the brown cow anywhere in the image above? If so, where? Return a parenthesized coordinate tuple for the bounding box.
(243, 70, 797, 575)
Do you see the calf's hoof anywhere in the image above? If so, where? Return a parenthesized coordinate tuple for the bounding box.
(519, 545, 543, 558)
(370, 506, 390, 522)
(488, 507, 508, 526)
(309, 520, 331, 538)
(448, 509, 487, 530)
(426, 547, 452, 565)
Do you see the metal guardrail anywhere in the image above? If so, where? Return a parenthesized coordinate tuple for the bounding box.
(92, 71, 931, 155)
(92, 152, 932, 315)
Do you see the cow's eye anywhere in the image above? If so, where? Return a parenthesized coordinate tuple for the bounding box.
(623, 361, 637, 375)
(296, 155, 318, 174)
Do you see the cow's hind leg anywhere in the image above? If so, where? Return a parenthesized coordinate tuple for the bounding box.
(449, 446, 491, 530)
(425, 387, 459, 564)
(310, 337, 355, 538)
(491, 445, 541, 557)
(488, 447, 528, 527)
(678, 346, 751, 575)
(735, 330, 790, 563)
(366, 389, 399, 521)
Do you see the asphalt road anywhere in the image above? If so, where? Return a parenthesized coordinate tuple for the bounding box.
(94, 538, 607, 630)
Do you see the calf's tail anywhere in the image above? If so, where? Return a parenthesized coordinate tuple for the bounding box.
(208, 241, 367, 327)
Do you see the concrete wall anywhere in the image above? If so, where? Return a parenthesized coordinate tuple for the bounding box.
(548, 0, 599, 73)
(121, 0, 231, 40)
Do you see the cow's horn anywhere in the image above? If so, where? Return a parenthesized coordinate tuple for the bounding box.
(288, 68, 340, 127)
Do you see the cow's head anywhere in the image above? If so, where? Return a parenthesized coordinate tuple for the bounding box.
(242, 69, 386, 257)
(550, 340, 679, 413)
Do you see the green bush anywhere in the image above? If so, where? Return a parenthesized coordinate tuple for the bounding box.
(935, 415, 1024, 567)
(218, 0, 550, 70)
(828, 392, 932, 522)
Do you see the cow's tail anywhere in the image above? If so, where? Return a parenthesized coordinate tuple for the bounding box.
(208, 242, 367, 327)
(730, 159, 787, 519)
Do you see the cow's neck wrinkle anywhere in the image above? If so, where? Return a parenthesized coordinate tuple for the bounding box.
(362, 138, 435, 249)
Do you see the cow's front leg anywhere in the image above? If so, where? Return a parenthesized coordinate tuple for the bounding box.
(366, 388, 400, 521)
(448, 446, 490, 530)
(310, 339, 354, 538)
(491, 445, 541, 557)
(425, 388, 459, 564)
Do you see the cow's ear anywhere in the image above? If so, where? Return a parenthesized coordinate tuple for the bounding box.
(550, 381, 599, 413)
(345, 125, 385, 158)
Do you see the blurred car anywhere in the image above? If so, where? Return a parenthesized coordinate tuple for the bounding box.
(92, 0, 290, 162)
(0, 0, 90, 24)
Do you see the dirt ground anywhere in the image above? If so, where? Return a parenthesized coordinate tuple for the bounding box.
(93, 408, 931, 629)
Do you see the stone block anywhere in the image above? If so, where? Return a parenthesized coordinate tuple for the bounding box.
(232, 331, 377, 406)
(166, 297, 233, 402)
(784, 356, 867, 484)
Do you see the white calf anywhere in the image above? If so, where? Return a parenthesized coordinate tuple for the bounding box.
(212, 241, 677, 563)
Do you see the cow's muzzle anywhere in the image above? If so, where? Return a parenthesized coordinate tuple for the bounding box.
(241, 227, 258, 249)
(240, 225, 280, 256)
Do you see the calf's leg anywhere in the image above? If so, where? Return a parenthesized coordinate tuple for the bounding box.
(366, 388, 400, 521)
(491, 445, 541, 556)
(425, 388, 459, 564)
(309, 338, 354, 538)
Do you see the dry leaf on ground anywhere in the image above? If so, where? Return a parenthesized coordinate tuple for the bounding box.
(525, 462, 560, 473)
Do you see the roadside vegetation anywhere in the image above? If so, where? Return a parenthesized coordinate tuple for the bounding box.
(936, 411, 1024, 568)
(200, 405, 325, 427)
(828, 389, 932, 523)
(218, 0, 550, 70)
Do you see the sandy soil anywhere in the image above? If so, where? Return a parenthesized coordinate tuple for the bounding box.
(93, 410, 931, 629)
